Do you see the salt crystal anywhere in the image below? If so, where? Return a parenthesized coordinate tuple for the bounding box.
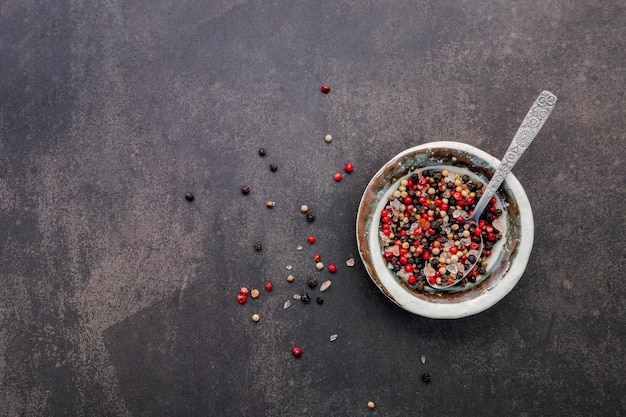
(296, 245, 303, 251)
(330, 334, 338, 342)
(284, 300, 292, 309)
(423, 264, 435, 278)
(493, 217, 505, 231)
(391, 245, 400, 256)
(421, 355, 426, 364)
(446, 264, 458, 274)
(286, 265, 293, 270)
(346, 258, 355, 267)
(320, 280, 332, 292)
(293, 294, 301, 300)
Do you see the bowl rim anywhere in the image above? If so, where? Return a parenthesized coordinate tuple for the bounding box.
(356, 141, 534, 319)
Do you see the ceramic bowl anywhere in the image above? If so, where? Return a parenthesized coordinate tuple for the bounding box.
(356, 141, 533, 319)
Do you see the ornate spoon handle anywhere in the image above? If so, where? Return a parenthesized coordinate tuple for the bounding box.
(468, 90, 557, 223)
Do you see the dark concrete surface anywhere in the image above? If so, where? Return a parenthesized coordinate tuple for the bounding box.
(1, 0, 625, 416)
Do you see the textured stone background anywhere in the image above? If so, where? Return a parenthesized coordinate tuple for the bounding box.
(1, 1, 624, 416)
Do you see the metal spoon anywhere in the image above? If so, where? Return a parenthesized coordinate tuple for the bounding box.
(429, 90, 557, 290)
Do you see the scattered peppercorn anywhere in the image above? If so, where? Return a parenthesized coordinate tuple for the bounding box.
(324, 134, 333, 143)
(327, 264, 337, 273)
(185, 192, 195, 201)
(320, 85, 331, 94)
(251, 289, 260, 298)
(300, 204, 309, 213)
(306, 212, 315, 222)
(264, 282, 273, 292)
(237, 294, 247, 304)
(286, 274, 295, 282)
(307, 235, 316, 244)
(266, 200, 276, 208)
(333, 172, 343, 181)
(422, 373, 432, 383)
(269, 163, 278, 172)
(251, 313, 260, 322)
(292, 346, 302, 357)
(308, 277, 317, 288)
(240, 287, 249, 295)
(241, 185, 250, 194)
(367, 401, 375, 410)
(315, 262, 324, 270)
(254, 242, 262, 251)
(316, 297, 324, 304)
(301, 293, 311, 303)
(258, 148, 267, 157)
(344, 163, 354, 173)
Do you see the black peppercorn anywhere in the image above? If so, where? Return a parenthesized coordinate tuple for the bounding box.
(241, 185, 250, 194)
(422, 373, 432, 383)
(461, 175, 470, 183)
(478, 266, 487, 275)
(301, 293, 311, 303)
(253, 242, 262, 251)
(316, 297, 323, 304)
(269, 163, 278, 172)
(468, 275, 477, 283)
(306, 212, 315, 222)
(185, 192, 195, 201)
(494, 209, 503, 216)
(258, 148, 267, 157)
(307, 277, 317, 288)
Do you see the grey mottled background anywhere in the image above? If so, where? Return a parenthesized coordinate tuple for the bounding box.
(1, 1, 625, 416)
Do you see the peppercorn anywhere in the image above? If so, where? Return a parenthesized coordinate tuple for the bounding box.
(301, 293, 311, 303)
(258, 148, 267, 157)
(241, 185, 250, 194)
(320, 85, 331, 93)
(422, 373, 432, 383)
(324, 134, 333, 143)
(307, 235, 316, 244)
(306, 212, 315, 222)
(254, 242, 262, 251)
(333, 172, 343, 181)
(307, 277, 317, 288)
(367, 401, 375, 410)
(266, 200, 276, 208)
(251, 313, 260, 322)
(327, 264, 337, 273)
(185, 192, 195, 201)
(300, 204, 309, 213)
(292, 346, 302, 357)
(269, 163, 278, 172)
(264, 281, 273, 292)
(316, 297, 323, 304)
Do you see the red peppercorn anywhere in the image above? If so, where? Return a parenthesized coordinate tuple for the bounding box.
(307, 235, 316, 244)
(328, 264, 337, 273)
(237, 294, 247, 304)
(313, 253, 321, 262)
(381, 209, 389, 217)
(428, 276, 437, 284)
(240, 287, 249, 295)
(440, 203, 449, 211)
(407, 275, 417, 285)
(382, 216, 391, 224)
(333, 172, 343, 181)
(487, 232, 496, 241)
(292, 346, 303, 357)
(404, 196, 412, 205)
(382, 229, 391, 236)
(422, 251, 430, 260)
(344, 163, 354, 172)
(320, 85, 331, 94)
(384, 251, 393, 261)
(449, 246, 458, 255)
(399, 256, 408, 265)
(264, 282, 273, 292)
(490, 197, 497, 205)
(404, 264, 414, 273)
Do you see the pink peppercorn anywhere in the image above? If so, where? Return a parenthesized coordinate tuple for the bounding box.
(320, 85, 331, 93)
(264, 282, 273, 292)
(328, 264, 337, 273)
(333, 172, 343, 181)
(307, 235, 316, 244)
(237, 294, 247, 304)
(292, 346, 303, 357)
(344, 163, 354, 172)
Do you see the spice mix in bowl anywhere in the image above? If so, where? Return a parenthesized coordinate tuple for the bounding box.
(356, 141, 533, 319)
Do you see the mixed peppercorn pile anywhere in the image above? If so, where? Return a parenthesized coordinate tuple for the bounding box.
(379, 168, 504, 291)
